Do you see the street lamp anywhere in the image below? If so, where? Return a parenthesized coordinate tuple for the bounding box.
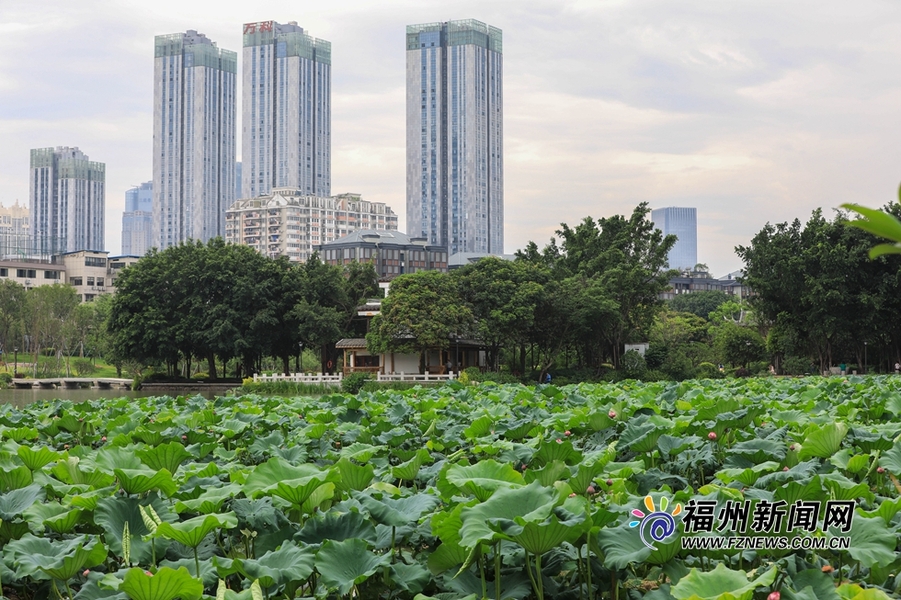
(297, 342, 303, 373)
(13, 347, 17, 378)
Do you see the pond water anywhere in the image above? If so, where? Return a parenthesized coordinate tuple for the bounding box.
(0, 387, 221, 409)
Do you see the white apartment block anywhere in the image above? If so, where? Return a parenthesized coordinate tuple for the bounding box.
(0, 201, 30, 259)
(225, 188, 398, 263)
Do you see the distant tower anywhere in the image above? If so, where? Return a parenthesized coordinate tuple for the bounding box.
(122, 182, 153, 256)
(153, 30, 236, 249)
(242, 20, 331, 199)
(651, 207, 698, 270)
(406, 20, 504, 255)
(29, 146, 105, 254)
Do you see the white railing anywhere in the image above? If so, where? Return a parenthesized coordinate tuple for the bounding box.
(253, 372, 343, 384)
(377, 372, 458, 382)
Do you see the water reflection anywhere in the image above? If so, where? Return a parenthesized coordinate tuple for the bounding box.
(0, 387, 221, 409)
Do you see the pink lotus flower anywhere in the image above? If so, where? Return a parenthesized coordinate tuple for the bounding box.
(608, 410, 617, 419)
(708, 431, 717, 440)
(767, 592, 780, 600)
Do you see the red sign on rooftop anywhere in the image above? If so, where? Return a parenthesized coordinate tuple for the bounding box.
(243, 21, 274, 34)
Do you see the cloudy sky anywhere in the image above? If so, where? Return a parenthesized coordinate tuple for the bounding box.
(2, 0, 900, 275)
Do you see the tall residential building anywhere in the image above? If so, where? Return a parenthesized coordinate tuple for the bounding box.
(651, 207, 698, 270)
(29, 147, 105, 254)
(242, 20, 331, 199)
(406, 20, 504, 255)
(225, 188, 398, 263)
(153, 30, 236, 249)
(122, 181, 153, 256)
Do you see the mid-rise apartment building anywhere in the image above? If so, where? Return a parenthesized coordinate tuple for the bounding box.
(318, 230, 448, 279)
(225, 188, 398, 263)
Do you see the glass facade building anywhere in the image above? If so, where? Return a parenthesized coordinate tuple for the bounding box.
(242, 21, 331, 199)
(406, 20, 503, 255)
(153, 30, 236, 249)
(29, 147, 104, 254)
(651, 207, 698, 271)
(122, 181, 153, 256)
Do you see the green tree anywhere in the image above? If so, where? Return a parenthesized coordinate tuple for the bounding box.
(455, 257, 547, 372)
(667, 290, 730, 319)
(24, 284, 79, 376)
(367, 271, 473, 373)
(713, 322, 766, 369)
(0, 279, 25, 361)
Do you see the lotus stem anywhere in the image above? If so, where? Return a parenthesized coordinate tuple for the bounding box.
(535, 552, 544, 600)
(889, 472, 901, 495)
(479, 552, 488, 600)
(495, 541, 502, 600)
(524, 551, 540, 600)
(194, 546, 200, 578)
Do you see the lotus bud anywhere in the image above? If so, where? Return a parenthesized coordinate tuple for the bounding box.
(101, 436, 107, 442)
(608, 410, 617, 419)
(822, 565, 833, 573)
(708, 431, 717, 440)
(606, 479, 613, 486)
(587, 485, 596, 494)
(877, 467, 885, 474)
(783, 466, 789, 472)
(564, 430, 571, 436)
(767, 592, 780, 600)
(83, 569, 90, 577)
(556, 438, 563, 444)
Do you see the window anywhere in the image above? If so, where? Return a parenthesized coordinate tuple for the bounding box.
(0, 268, 6, 277)
(16, 269, 35, 279)
(87, 277, 95, 286)
(97, 277, 104, 287)
(70, 277, 83, 286)
(85, 256, 106, 267)
(44, 271, 59, 280)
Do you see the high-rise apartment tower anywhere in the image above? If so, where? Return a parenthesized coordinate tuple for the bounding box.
(242, 20, 331, 199)
(406, 20, 503, 255)
(153, 30, 236, 249)
(29, 147, 105, 254)
(651, 207, 698, 271)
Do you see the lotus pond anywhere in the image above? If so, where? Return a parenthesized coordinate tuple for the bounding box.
(0, 377, 900, 600)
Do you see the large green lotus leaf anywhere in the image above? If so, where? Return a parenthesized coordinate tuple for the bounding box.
(597, 519, 678, 569)
(504, 507, 587, 554)
(389, 562, 430, 594)
(717, 462, 780, 487)
(569, 460, 606, 495)
(156, 512, 237, 549)
(232, 542, 315, 589)
(858, 497, 901, 525)
(339, 442, 380, 462)
(68, 486, 117, 511)
(444, 460, 524, 502)
(836, 515, 897, 569)
(23, 500, 81, 534)
(0, 483, 44, 520)
(799, 422, 848, 460)
(334, 457, 374, 493)
(821, 472, 874, 503)
(671, 564, 776, 600)
(355, 490, 440, 527)
(91, 446, 144, 472)
(786, 568, 841, 600)
(297, 510, 377, 546)
(834, 583, 894, 600)
(621, 420, 665, 454)
(3, 426, 38, 442)
(269, 474, 337, 508)
(391, 449, 432, 481)
(523, 460, 569, 487)
(173, 484, 240, 514)
(459, 481, 557, 548)
(115, 468, 177, 497)
(52, 457, 115, 488)
(96, 495, 176, 565)
(119, 566, 203, 600)
(877, 442, 901, 475)
(0, 464, 32, 491)
(773, 476, 825, 507)
(136, 442, 193, 474)
(17, 445, 60, 470)
(427, 504, 469, 575)
(727, 439, 786, 463)
(314, 537, 390, 595)
(463, 414, 493, 439)
(5, 533, 107, 581)
(214, 418, 248, 439)
(243, 458, 327, 498)
(533, 438, 582, 466)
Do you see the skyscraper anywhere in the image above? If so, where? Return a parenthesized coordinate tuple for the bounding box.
(406, 20, 504, 256)
(153, 30, 236, 249)
(242, 20, 331, 199)
(122, 182, 153, 256)
(651, 207, 698, 271)
(29, 147, 105, 254)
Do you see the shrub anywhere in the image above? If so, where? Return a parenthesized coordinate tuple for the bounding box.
(620, 349, 647, 379)
(341, 372, 371, 395)
(782, 355, 814, 376)
(193, 371, 209, 381)
(696, 362, 722, 379)
(734, 367, 751, 378)
(0, 372, 11, 385)
(73, 358, 97, 377)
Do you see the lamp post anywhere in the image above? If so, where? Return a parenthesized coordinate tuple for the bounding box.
(864, 341, 868, 375)
(297, 342, 303, 373)
(13, 347, 17, 378)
